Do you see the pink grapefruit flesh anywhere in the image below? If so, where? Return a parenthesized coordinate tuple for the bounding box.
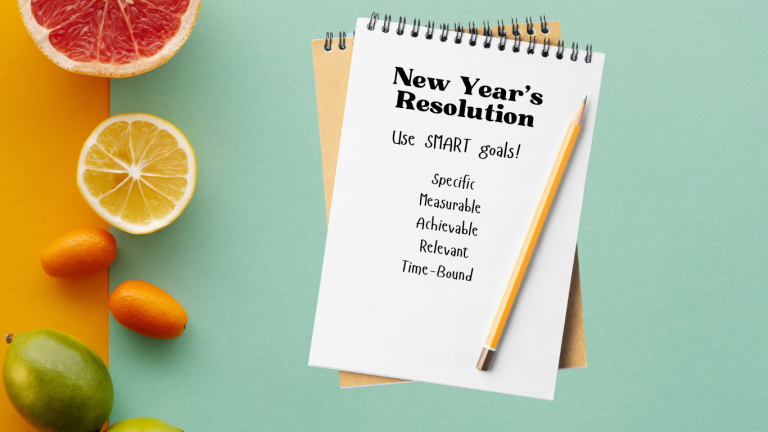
(19, 0, 200, 77)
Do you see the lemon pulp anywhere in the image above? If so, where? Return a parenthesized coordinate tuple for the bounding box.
(78, 114, 196, 234)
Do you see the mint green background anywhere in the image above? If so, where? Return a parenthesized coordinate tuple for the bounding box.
(110, 0, 768, 430)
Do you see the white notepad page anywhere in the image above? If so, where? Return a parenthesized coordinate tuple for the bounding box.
(309, 17, 605, 400)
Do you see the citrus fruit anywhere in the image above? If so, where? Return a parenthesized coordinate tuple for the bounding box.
(77, 113, 196, 234)
(110, 280, 188, 339)
(3, 329, 113, 432)
(40, 228, 117, 278)
(106, 417, 183, 432)
(17, 0, 201, 78)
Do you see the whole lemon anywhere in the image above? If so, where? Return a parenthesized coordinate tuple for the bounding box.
(106, 417, 183, 432)
(40, 228, 117, 278)
(3, 329, 113, 432)
(110, 281, 188, 339)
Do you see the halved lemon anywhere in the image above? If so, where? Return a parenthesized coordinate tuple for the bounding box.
(77, 113, 196, 234)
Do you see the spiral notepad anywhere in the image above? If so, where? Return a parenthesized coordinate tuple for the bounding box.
(311, 16, 588, 389)
(309, 14, 604, 399)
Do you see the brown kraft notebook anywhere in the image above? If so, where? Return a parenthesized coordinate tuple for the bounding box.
(311, 19, 586, 387)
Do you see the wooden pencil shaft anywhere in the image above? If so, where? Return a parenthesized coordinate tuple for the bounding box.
(477, 99, 586, 371)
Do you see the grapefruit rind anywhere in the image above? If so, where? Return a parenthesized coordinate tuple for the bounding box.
(16, 0, 201, 78)
(77, 113, 197, 234)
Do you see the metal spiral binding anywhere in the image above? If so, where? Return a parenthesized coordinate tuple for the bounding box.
(468, 23, 478, 46)
(323, 31, 346, 51)
(382, 14, 391, 33)
(411, 19, 420, 37)
(324, 12, 595, 64)
(497, 20, 507, 51)
(454, 23, 464, 44)
(425, 21, 434, 39)
(439, 23, 449, 42)
(497, 20, 507, 39)
(482, 22, 492, 49)
(570, 42, 579, 61)
(542, 38, 551, 57)
(525, 17, 535, 35)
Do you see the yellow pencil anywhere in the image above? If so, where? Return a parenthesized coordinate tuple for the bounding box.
(477, 96, 587, 371)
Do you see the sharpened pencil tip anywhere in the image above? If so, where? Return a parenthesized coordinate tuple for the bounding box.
(583, 95, 588, 104)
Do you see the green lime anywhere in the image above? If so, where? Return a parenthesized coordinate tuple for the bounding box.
(106, 417, 183, 432)
(3, 329, 113, 432)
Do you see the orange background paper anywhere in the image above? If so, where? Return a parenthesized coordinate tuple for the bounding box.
(0, 2, 111, 430)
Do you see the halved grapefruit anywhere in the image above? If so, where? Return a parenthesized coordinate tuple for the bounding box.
(17, 0, 201, 77)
